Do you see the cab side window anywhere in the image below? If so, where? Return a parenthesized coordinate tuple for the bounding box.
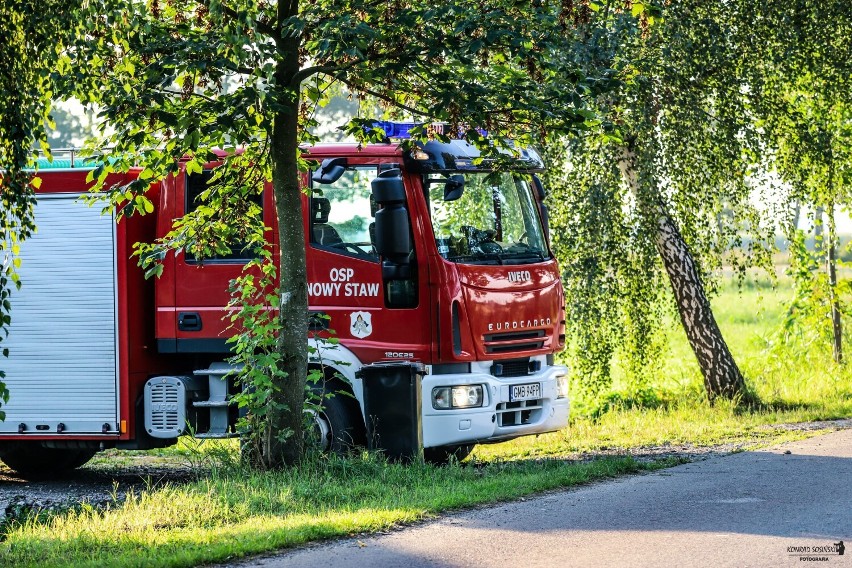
(185, 170, 263, 263)
(310, 167, 379, 261)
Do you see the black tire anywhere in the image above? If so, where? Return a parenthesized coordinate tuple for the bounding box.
(307, 378, 367, 454)
(423, 444, 475, 465)
(0, 442, 97, 479)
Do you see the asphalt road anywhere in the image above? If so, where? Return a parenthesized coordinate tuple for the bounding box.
(225, 429, 852, 568)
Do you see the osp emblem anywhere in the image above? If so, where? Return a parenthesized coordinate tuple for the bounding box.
(350, 311, 373, 338)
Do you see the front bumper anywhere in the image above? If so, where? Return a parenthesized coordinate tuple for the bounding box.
(421, 358, 570, 448)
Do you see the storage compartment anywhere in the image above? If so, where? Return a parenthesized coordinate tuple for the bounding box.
(0, 193, 119, 434)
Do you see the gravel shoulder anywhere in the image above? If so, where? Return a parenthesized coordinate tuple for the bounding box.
(2, 418, 851, 525)
(0, 452, 200, 524)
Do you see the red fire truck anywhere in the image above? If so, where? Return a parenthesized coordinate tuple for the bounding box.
(0, 123, 569, 475)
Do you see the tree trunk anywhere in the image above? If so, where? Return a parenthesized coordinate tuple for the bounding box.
(791, 200, 801, 233)
(654, 206, 746, 398)
(263, 26, 308, 468)
(813, 205, 825, 253)
(618, 145, 745, 400)
(826, 202, 842, 363)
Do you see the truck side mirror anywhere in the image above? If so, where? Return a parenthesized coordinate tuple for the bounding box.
(312, 157, 347, 184)
(532, 176, 550, 244)
(443, 174, 465, 201)
(372, 168, 406, 203)
(371, 169, 412, 271)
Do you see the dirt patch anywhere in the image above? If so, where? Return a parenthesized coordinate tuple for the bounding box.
(574, 418, 852, 464)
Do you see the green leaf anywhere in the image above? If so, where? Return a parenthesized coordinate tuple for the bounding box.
(186, 160, 202, 175)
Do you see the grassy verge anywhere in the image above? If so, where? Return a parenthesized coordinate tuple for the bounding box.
(2, 454, 681, 568)
(2, 278, 850, 567)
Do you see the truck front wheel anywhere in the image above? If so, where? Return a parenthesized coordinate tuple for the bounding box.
(307, 379, 367, 454)
(0, 442, 97, 479)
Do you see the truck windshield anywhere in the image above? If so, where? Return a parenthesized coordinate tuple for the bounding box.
(426, 172, 549, 265)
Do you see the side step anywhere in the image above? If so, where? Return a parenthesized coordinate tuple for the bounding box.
(192, 363, 240, 438)
(194, 432, 239, 439)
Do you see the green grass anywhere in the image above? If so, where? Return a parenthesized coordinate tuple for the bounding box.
(2, 455, 674, 568)
(2, 277, 851, 567)
(597, 275, 852, 417)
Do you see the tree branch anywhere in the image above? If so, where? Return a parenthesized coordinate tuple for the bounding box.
(290, 62, 358, 89)
(340, 80, 430, 118)
(156, 88, 217, 104)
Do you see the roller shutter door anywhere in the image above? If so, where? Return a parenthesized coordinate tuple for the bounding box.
(0, 193, 118, 434)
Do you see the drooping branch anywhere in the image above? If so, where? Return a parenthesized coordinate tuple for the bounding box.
(339, 80, 431, 118)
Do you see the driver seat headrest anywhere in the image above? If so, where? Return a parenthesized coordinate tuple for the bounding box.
(312, 197, 331, 224)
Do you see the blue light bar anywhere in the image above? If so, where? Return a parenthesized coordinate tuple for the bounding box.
(369, 121, 418, 139)
(368, 121, 487, 140)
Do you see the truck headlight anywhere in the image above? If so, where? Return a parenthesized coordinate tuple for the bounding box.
(432, 385, 484, 409)
(556, 375, 569, 399)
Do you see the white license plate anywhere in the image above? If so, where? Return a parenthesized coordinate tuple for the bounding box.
(510, 382, 541, 402)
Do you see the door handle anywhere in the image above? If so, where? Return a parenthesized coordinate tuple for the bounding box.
(178, 312, 202, 331)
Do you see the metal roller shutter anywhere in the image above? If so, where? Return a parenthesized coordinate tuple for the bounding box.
(0, 193, 119, 434)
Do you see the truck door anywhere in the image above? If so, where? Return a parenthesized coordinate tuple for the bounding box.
(307, 161, 431, 364)
(163, 170, 276, 353)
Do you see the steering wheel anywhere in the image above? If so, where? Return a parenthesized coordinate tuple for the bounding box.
(479, 240, 503, 254)
(508, 232, 530, 250)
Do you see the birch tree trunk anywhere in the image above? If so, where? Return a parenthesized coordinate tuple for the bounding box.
(791, 200, 802, 233)
(813, 206, 825, 253)
(619, 146, 746, 399)
(826, 202, 842, 363)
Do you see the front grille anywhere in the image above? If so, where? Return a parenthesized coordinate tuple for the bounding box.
(484, 329, 546, 355)
(484, 330, 544, 342)
(491, 358, 531, 378)
(487, 342, 544, 354)
(496, 399, 543, 427)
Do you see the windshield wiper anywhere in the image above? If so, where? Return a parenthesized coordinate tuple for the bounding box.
(449, 250, 550, 265)
(448, 252, 503, 265)
(479, 252, 505, 264)
(502, 250, 546, 262)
